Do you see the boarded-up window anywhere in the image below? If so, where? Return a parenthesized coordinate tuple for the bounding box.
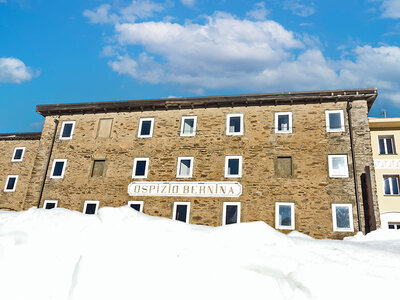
(275, 156, 292, 177)
(91, 160, 106, 177)
(97, 118, 113, 138)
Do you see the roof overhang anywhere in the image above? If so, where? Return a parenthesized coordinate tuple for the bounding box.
(369, 117, 400, 129)
(0, 132, 42, 141)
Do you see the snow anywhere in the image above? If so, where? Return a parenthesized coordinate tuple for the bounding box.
(0, 207, 399, 300)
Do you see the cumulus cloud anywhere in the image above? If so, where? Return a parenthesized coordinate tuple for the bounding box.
(376, 0, 400, 18)
(0, 57, 35, 83)
(181, 0, 195, 8)
(283, 0, 316, 17)
(246, 2, 269, 21)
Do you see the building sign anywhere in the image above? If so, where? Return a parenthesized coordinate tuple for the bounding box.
(128, 181, 242, 198)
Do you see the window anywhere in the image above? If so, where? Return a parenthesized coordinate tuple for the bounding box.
(128, 201, 144, 212)
(11, 147, 25, 162)
(59, 121, 76, 140)
(83, 201, 99, 215)
(275, 156, 292, 177)
(173, 202, 190, 223)
(325, 110, 344, 132)
(91, 160, 106, 177)
(332, 203, 354, 232)
(275, 112, 292, 133)
(138, 118, 154, 138)
(388, 222, 400, 230)
(328, 155, 349, 178)
(225, 156, 242, 178)
(43, 200, 58, 209)
(50, 159, 67, 179)
(378, 136, 395, 154)
(383, 176, 399, 195)
(132, 158, 149, 179)
(275, 202, 295, 230)
(4, 175, 18, 192)
(177, 157, 194, 178)
(223, 202, 241, 225)
(226, 113, 244, 135)
(97, 118, 113, 138)
(180, 116, 197, 136)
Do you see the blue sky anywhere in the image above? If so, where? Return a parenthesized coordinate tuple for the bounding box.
(1, 0, 400, 133)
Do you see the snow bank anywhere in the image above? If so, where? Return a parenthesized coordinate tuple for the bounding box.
(0, 207, 399, 300)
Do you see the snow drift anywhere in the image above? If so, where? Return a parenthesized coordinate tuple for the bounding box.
(0, 207, 399, 300)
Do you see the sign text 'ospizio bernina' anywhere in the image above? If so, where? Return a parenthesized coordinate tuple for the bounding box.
(128, 182, 242, 198)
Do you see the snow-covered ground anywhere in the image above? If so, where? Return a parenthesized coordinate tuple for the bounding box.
(0, 207, 399, 300)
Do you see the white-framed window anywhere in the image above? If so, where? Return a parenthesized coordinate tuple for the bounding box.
(222, 202, 241, 225)
(383, 175, 399, 195)
(275, 202, 295, 230)
(328, 155, 349, 178)
(388, 222, 400, 230)
(378, 135, 395, 155)
(177, 157, 194, 178)
(325, 110, 344, 132)
(180, 116, 197, 136)
(332, 203, 354, 232)
(50, 159, 67, 179)
(225, 156, 242, 178)
(59, 121, 76, 140)
(138, 118, 154, 138)
(11, 147, 25, 162)
(128, 200, 144, 212)
(43, 200, 58, 209)
(226, 113, 244, 136)
(83, 200, 99, 215)
(132, 158, 149, 179)
(4, 175, 18, 192)
(173, 202, 190, 223)
(275, 112, 292, 133)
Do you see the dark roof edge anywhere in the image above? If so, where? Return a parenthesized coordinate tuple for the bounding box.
(36, 88, 378, 117)
(0, 132, 42, 141)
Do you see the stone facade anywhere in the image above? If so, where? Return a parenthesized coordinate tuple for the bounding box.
(13, 89, 379, 239)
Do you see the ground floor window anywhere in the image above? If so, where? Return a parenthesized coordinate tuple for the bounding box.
(128, 200, 144, 212)
(223, 202, 241, 225)
(388, 223, 400, 230)
(83, 201, 99, 215)
(332, 203, 354, 232)
(43, 200, 58, 209)
(173, 202, 190, 223)
(275, 202, 295, 230)
(4, 175, 18, 192)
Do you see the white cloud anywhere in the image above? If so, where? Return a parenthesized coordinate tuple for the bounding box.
(181, 0, 195, 8)
(246, 2, 269, 21)
(283, 0, 316, 17)
(0, 57, 35, 83)
(377, 0, 400, 18)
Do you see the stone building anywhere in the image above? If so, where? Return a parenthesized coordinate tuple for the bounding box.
(369, 117, 400, 229)
(1, 89, 380, 238)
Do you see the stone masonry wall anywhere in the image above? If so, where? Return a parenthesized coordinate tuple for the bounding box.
(23, 99, 378, 238)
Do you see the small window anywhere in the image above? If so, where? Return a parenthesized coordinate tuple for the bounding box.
(177, 157, 194, 178)
(91, 160, 106, 177)
(173, 202, 190, 223)
(225, 156, 242, 178)
(43, 200, 58, 209)
(383, 176, 399, 195)
(138, 118, 154, 138)
(328, 155, 349, 178)
(97, 118, 113, 138)
(50, 159, 67, 179)
(223, 202, 241, 225)
(275, 202, 295, 230)
(332, 203, 354, 232)
(132, 158, 149, 179)
(128, 201, 144, 212)
(275, 156, 292, 177)
(226, 113, 244, 136)
(83, 201, 99, 215)
(60, 121, 76, 140)
(388, 222, 400, 230)
(4, 175, 18, 192)
(325, 110, 344, 132)
(378, 136, 395, 155)
(11, 147, 25, 162)
(180, 116, 197, 136)
(275, 112, 292, 133)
